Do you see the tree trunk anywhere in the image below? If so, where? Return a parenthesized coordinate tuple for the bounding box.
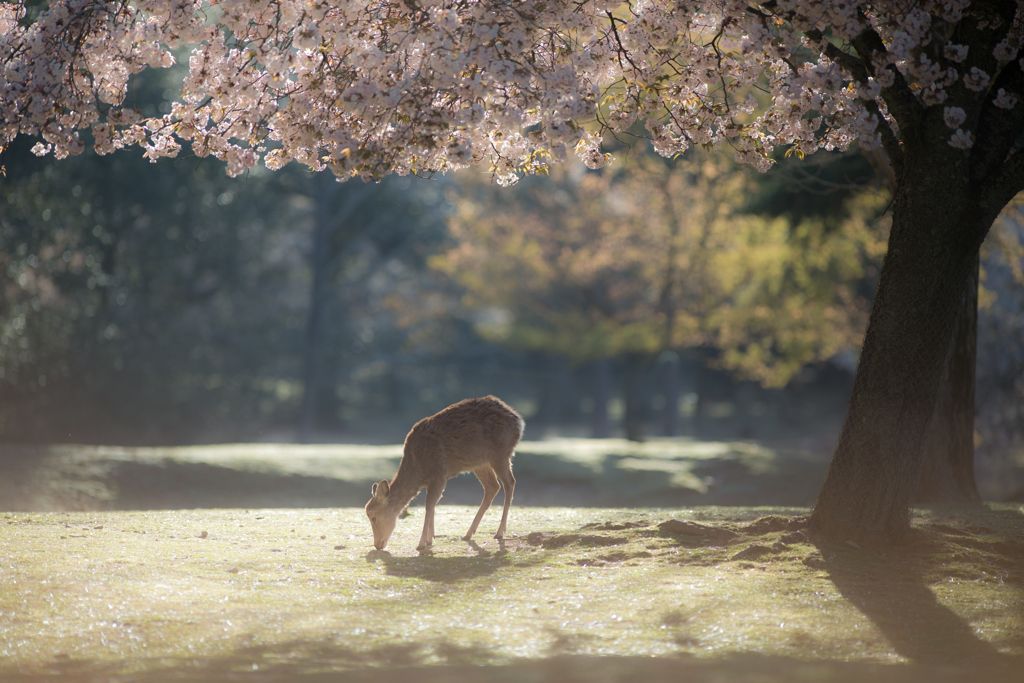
(915, 252, 982, 504)
(658, 351, 680, 436)
(858, 145, 982, 507)
(298, 180, 373, 443)
(387, 363, 404, 415)
(623, 353, 646, 442)
(531, 353, 562, 432)
(735, 381, 756, 440)
(809, 154, 988, 546)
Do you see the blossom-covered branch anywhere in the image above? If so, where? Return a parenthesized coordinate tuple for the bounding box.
(2, 0, 1022, 183)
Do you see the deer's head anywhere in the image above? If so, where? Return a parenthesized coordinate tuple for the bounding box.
(365, 480, 398, 550)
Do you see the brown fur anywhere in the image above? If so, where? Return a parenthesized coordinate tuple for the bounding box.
(365, 396, 524, 551)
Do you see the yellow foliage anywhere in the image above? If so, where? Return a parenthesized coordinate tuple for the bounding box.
(430, 146, 889, 386)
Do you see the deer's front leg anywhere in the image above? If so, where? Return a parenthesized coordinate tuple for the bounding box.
(418, 480, 445, 551)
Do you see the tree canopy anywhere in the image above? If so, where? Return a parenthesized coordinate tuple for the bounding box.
(1, 0, 1018, 200)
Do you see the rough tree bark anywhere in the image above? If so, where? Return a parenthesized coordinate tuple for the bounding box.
(809, 144, 992, 545)
(915, 253, 982, 505)
(863, 148, 982, 507)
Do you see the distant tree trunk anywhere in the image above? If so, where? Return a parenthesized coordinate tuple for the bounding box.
(591, 357, 611, 438)
(533, 354, 567, 432)
(298, 178, 373, 443)
(623, 353, 646, 442)
(655, 352, 679, 438)
(915, 253, 982, 504)
(692, 360, 714, 438)
(734, 381, 755, 440)
(659, 352, 680, 437)
(299, 173, 335, 444)
(809, 151, 992, 546)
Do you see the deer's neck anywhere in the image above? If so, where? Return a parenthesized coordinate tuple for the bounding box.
(386, 458, 424, 511)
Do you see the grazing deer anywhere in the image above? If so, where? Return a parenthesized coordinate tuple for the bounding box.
(365, 395, 525, 551)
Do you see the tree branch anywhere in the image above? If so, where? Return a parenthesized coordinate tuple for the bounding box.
(803, 28, 906, 178)
(846, 27, 923, 134)
(756, 1, 919, 124)
(753, 2, 913, 178)
(971, 59, 1024, 185)
(963, 0, 1024, 186)
(979, 145, 1024, 230)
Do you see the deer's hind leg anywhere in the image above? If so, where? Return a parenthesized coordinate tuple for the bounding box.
(494, 455, 516, 540)
(464, 467, 501, 542)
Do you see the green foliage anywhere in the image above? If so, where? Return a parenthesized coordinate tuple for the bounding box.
(739, 151, 879, 226)
(0, 136, 304, 441)
(0, 138, 455, 442)
(0, 45, 465, 443)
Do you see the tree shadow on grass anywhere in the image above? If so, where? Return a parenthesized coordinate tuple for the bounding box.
(110, 460, 370, 510)
(817, 535, 1023, 673)
(1, 440, 835, 512)
(5, 636, 492, 683)
(0, 446, 373, 511)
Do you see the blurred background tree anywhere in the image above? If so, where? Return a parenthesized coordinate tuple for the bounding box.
(0, 60, 449, 444)
(428, 147, 888, 440)
(1, 130, 303, 442)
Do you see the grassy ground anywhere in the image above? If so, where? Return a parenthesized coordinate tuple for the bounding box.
(1, 439, 1022, 682)
(1, 505, 1022, 682)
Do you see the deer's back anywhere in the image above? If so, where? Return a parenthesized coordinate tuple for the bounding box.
(403, 396, 524, 478)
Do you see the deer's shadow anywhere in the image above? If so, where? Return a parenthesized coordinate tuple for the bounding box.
(365, 537, 513, 582)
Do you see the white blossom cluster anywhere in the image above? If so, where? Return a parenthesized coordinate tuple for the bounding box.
(1, 0, 1021, 179)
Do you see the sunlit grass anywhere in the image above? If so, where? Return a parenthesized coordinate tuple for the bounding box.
(1, 506, 1021, 681)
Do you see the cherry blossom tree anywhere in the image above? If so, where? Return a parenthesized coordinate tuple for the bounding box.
(3, 0, 1022, 544)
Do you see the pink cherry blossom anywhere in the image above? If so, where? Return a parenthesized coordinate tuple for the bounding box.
(993, 39, 1019, 63)
(943, 107, 966, 129)
(0, 0, 1018, 180)
(994, 88, 1018, 110)
(943, 44, 969, 63)
(948, 129, 974, 149)
(963, 67, 992, 92)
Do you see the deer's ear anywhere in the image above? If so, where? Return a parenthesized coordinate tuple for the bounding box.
(373, 480, 390, 501)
